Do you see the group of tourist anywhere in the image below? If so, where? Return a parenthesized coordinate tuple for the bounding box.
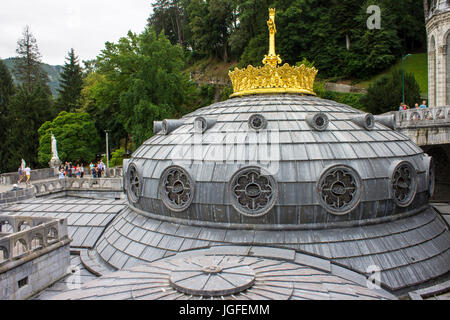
(398, 100, 427, 110)
(89, 161, 106, 178)
(17, 165, 31, 185)
(58, 162, 85, 179)
(58, 160, 106, 179)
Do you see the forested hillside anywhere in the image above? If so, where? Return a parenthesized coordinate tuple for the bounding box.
(150, 0, 426, 80)
(2, 57, 62, 96)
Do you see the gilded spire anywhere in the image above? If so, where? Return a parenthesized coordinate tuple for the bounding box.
(228, 8, 318, 98)
(262, 8, 282, 67)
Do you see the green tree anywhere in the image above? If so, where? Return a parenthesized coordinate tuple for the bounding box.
(347, 0, 402, 78)
(12, 25, 50, 93)
(110, 147, 125, 167)
(2, 26, 56, 171)
(361, 69, 421, 114)
(87, 27, 198, 151)
(38, 111, 100, 166)
(117, 28, 198, 147)
(233, 0, 424, 79)
(56, 48, 83, 112)
(148, 0, 191, 47)
(5, 83, 54, 170)
(229, 0, 272, 60)
(0, 59, 15, 173)
(187, 0, 236, 61)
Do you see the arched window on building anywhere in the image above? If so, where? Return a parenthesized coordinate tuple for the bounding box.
(429, 36, 437, 107)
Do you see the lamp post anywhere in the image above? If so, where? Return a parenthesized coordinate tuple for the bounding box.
(402, 54, 412, 105)
(104, 130, 110, 169)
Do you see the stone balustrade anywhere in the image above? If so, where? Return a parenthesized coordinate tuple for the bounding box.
(104, 167, 123, 178)
(32, 177, 123, 196)
(393, 106, 450, 146)
(0, 215, 70, 299)
(0, 215, 69, 266)
(0, 168, 57, 185)
(0, 167, 122, 186)
(0, 177, 124, 204)
(396, 106, 450, 127)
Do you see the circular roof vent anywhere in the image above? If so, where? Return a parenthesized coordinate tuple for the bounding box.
(248, 114, 267, 131)
(350, 113, 375, 130)
(374, 114, 396, 130)
(153, 121, 163, 135)
(306, 113, 329, 131)
(162, 119, 184, 135)
(194, 116, 217, 133)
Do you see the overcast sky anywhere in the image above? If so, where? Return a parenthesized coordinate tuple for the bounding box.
(0, 0, 152, 66)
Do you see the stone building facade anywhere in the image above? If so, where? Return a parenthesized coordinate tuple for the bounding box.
(425, 0, 450, 107)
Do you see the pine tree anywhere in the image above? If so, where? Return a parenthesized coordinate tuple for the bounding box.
(5, 84, 54, 170)
(0, 60, 15, 173)
(5, 26, 55, 171)
(57, 48, 83, 112)
(12, 25, 50, 93)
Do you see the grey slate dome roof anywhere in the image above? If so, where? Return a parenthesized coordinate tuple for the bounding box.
(53, 246, 397, 300)
(93, 93, 449, 293)
(124, 94, 431, 227)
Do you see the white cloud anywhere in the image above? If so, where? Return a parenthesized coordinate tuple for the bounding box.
(0, 0, 152, 65)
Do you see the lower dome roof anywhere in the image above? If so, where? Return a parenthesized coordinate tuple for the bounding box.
(53, 246, 396, 300)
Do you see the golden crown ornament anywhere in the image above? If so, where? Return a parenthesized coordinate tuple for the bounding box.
(228, 8, 318, 98)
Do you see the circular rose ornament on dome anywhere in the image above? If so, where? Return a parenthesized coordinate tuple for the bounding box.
(391, 161, 417, 207)
(169, 256, 256, 296)
(229, 166, 278, 217)
(159, 166, 195, 212)
(317, 165, 362, 215)
(127, 163, 141, 203)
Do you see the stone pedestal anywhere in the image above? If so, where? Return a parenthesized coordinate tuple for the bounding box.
(49, 157, 61, 169)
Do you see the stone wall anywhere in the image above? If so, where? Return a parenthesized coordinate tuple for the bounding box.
(0, 243, 70, 300)
(395, 106, 450, 146)
(0, 187, 34, 204)
(324, 82, 367, 94)
(0, 168, 57, 185)
(0, 215, 71, 300)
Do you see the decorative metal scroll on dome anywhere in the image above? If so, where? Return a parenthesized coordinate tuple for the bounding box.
(228, 8, 318, 98)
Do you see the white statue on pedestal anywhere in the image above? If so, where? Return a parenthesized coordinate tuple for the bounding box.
(51, 133, 59, 160)
(49, 133, 61, 168)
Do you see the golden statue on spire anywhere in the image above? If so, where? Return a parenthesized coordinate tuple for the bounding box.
(228, 8, 318, 98)
(262, 8, 282, 67)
